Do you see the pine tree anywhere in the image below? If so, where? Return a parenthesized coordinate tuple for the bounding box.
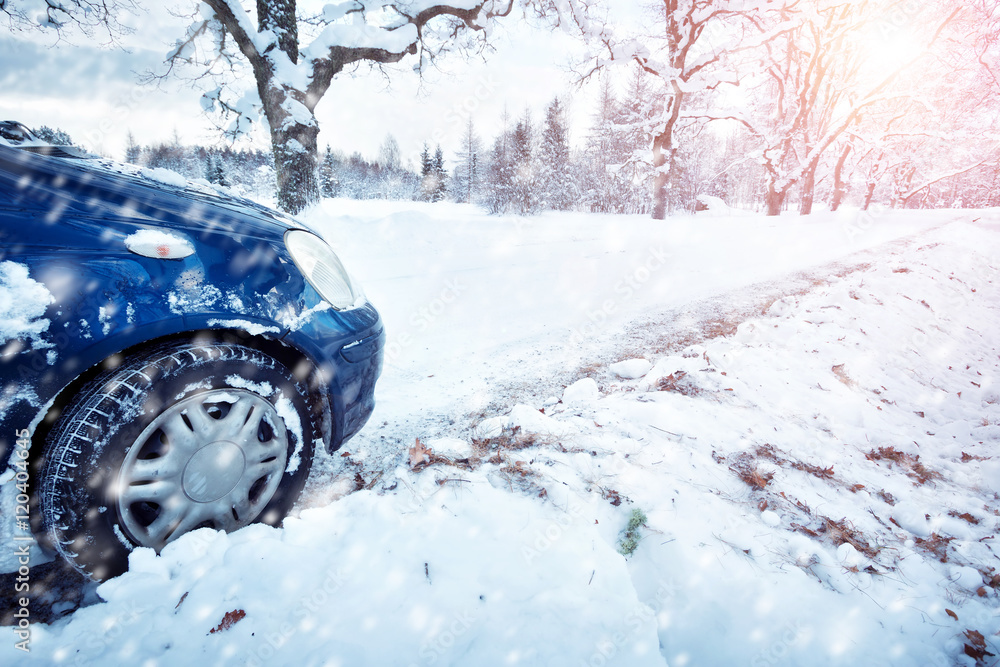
(510, 110, 538, 215)
(431, 144, 448, 202)
(202, 153, 229, 186)
(214, 155, 230, 187)
(204, 154, 217, 182)
(419, 143, 435, 202)
(537, 97, 573, 211)
(485, 135, 510, 212)
(584, 76, 631, 213)
(453, 117, 483, 204)
(483, 108, 522, 214)
(609, 66, 660, 215)
(125, 131, 142, 164)
(32, 126, 74, 145)
(589, 77, 621, 159)
(487, 137, 511, 213)
(320, 145, 339, 197)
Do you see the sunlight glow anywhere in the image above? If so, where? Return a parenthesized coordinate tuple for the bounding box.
(856, 21, 927, 83)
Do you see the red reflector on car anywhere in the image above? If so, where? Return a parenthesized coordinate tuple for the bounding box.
(124, 230, 195, 259)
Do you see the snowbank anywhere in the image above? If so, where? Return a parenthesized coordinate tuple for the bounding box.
(6, 481, 664, 666)
(6, 203, 1000, 665)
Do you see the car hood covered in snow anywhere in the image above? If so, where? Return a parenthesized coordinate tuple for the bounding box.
(0, 144, 300, 245)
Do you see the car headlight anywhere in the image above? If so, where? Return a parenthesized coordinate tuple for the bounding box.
(284, 229, 362, 310)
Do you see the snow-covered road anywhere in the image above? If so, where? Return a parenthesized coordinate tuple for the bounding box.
(5, 203, 1000, 666)
(300, 201, 953, 452)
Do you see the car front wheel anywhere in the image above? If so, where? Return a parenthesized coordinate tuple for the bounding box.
(36, 341, 317, 581)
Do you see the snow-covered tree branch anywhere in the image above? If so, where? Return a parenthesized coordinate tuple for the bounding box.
(164, 0, 517, 213)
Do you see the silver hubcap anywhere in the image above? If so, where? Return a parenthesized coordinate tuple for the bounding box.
(182, 441, 246, 502)
(116, 389, 289, 550)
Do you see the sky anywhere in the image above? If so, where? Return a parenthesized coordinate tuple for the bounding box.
(0, 2, 611, 169)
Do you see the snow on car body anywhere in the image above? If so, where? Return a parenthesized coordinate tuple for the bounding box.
(0, 131, 384, 580)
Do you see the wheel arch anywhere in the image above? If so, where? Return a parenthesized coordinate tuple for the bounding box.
(30, 328, 338, 464)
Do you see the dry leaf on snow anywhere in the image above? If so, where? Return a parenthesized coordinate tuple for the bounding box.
(409, 438, 432, 468)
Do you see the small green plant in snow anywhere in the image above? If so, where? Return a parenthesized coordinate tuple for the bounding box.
(617, 508, 648, 557)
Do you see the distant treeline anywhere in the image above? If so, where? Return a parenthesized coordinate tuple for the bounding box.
(37, 67, 1000, 218)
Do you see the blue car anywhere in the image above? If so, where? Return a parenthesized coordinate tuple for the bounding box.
(0, 122, 384, 581)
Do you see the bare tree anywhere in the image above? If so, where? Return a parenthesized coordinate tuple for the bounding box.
(1, 0, 138, 43)
(546, 0, 785, 219)
(719, 1, 964, 215)
(377, 134, 402, 170)
(630, 2, 780, 219)
(752, 1, 866, 216)
(820, 0, 1000, 211)
(161, 1, 516, 213)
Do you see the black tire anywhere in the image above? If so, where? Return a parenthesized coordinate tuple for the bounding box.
(36, 342, 317, 581)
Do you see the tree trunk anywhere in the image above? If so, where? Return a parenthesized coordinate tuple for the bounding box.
(650, 2, 680, 221)
(259, 82, 320, 214)
(651, 155, 670, 220)
(765, 182, 785, 216)
(271, 121, 320, 214)
(830, 144, 852, 211)
(892, 167, 916, 209)
(241, 0, 316, 212)
(257, 0, 298, 61)
(862, 151, 884, 210)
(799, 159, 818, 215)
(862, 181, 876, 210)
(650, 121, 679, 220)
(650, 62, 684, 221)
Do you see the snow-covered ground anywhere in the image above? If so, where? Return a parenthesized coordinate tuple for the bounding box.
(4, 202, 1000, 666)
